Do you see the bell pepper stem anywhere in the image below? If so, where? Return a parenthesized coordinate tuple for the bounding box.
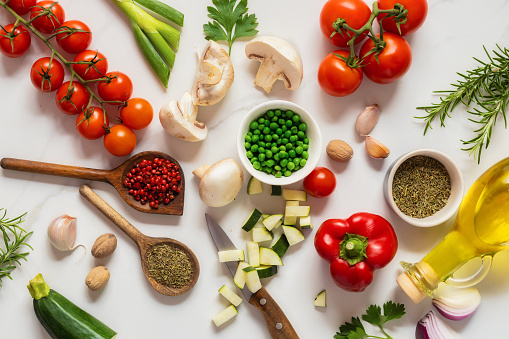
(339, 233, 368, 266)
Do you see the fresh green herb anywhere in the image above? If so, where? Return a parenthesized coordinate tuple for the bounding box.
(416, 45, 509, 163)
(334, 301, 405, 339)
(203, 0, 259, 55)
(0, 209, 33, 289)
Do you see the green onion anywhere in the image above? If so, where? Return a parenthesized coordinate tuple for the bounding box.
(133, 0, 184, 27)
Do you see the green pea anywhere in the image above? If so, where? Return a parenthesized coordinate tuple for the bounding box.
(274, 154, 280, 161)
(281, 138, 289, 144)
(276, 139, 282, 145)
(261, 127, 268, 135)
(279, 151, 287, 159)
(300, 159, 307, 167)
(280, 159, 288, 167)
(278, 118, 286, 125)
(293, 157, 301, 164)
(304, 138, 309, 144)
(299, 123, 307, 131)
(287, 162, 295, 170)
(246, 151, 253, 159)
(251, 144, 259, 153)
(284, 130, 291, 138)
(276, 128, 283, 135)
(264, 134, 272, 142)
(250, 121, 258, 129)
(284, 170, 291, 177)
(270, 122, 278, 130)
(302, 151, 309, 159)
(279, 145, 286, 152)
(272, 134, 279, 141)
(245, 135, 252, 142)
(274, 165, 281, 171)
(285, 120, 293, 128)
(289, 135, 297, 143)
(264, 119, 270, 127)
(259, 141, 266, 148)
(252, 135, 259, 143)
(258, 117, 265, 124)
(297, 131, 305, 139)
(285, 143, 293, 150)
(259, 148, 266, 155)
(247, 131, 253, 137)
(272, 116, 278, 122)
(294, 165, 300, 171)
(245, 142, 251, 149)
(281, 125, 287, 132)
(288, 150, 296, 158)
(250, 157, 258, 164)
(266, 160, 274, 167)
(286, 110, 294, 118)
(253, 162, 261, 170)
(267, 110, 275, 118)
(275, 109, 282, 117)
(296, 141, 303, 146)
(261, 161, 267, 167)
(271, 146, 278, 153)
(264, 167, 271, 173)
(275, 171, 282, 178)
(266, 150, 273, 158)
(253, 129, 261, 135)
(295, 146, 303, 154)
(291, 126, 298, 134)
(292, 114, 300, 123)
(303, 144, 309, 151)
(281, 111, 287, 118)
(257, 124, 264, 130)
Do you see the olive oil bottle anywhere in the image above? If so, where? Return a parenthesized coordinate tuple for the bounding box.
(398, 157, 509, 303)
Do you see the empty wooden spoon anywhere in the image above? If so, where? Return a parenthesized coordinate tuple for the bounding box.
(79, 185, 199, 296)
(0, 151, 184, 215)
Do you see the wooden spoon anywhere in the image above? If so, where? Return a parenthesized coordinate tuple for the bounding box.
(79, 185, 199, 296)
(0, 151, 184, 215)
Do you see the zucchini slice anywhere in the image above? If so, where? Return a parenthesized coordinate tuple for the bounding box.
(281, 189, 307, 201)
(218, 285, 243, 307)
(242, 266, 262, 293)
(252, 227, 273, 243)
(285, 205, 310, 217)
(260, 247, 283, 266)
(262, 214, 283, 231)
(271, 234, 290, 258)
(282, 226, 305, 246)
(212, 305, 238, 327)
(283, 201, 299, 225)
(300, 215, 313, 229)
(314, 290, 326, 307)
(218, 249, 245, 262)
(256, 265, 278, 279)
(242, 209, 263, 232)
(233, 261, 250, 289)
(247, 176, 263, 195)
(271, 185, 282, 196)
(246, 241, 260, 267)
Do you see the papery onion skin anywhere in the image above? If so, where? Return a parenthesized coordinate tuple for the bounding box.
(432, 288, 481, 321)
(416, 310, 461, 339)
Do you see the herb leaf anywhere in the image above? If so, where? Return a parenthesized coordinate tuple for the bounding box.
(203, 0, 258, 55)
(335, 317, 367, 339)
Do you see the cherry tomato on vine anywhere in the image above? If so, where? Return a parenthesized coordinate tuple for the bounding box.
(360, 33, 412, 84)
(377, 0, 428, 36)
(97, 72, 133, 104)
(320, 0, 371, 48)
(303, 167, 337, 198)
(3, 0, 36, 15)
(30, 57, 64, 92)
(0, 24, 31, 58)
(104, 124, 136, 157)
(72, 50, 108, 81)
(55, 81, 90, 115)
(318, 50, 363, 97)
(76, 107, 109, 140)
(30, 1, 65, 34)
(120, 98, 153, 130)
(56, 20, 92, 54)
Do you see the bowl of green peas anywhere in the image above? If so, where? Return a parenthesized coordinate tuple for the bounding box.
(237, 100, 322, 186)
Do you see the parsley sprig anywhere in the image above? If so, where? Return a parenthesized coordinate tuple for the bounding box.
(203, 0, 259, 55)
(334, 301, 406, 339)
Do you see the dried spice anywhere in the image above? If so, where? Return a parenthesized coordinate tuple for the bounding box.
(392, 156, 451, 218)
(146, 244, 192, 289)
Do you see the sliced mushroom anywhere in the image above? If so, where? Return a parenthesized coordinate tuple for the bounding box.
(159, 91, 207, 142)
(192, 41, 234, 106)
(245, 36, 303, 93)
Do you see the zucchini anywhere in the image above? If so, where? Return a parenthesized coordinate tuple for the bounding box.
(260, 247, 283, 266)
(314, 290, 326, 307)
(242, 208, 263, 232)
(282, 225, 305, 246)
(283, 201, 299, 225)
(300, 215, 313, 229)
(271, 185, 282, 196)
(247, 176, 263, 195)
(281, 189, 307, 201)
(256, 265, 278, 279)
(233, 261, 250, 288)
(285, 205, 310, 217)
(271, 234, 290, 257)
(218, 249, 245, 262)
(212, 305, 238, 327)
(28, 274, 117, 339)
(246, 241, 260, 267)
(252, 227, 273, 242)
(242, 265, 262, 293)
(218, 285, 242, 306)
(262, 214, 283, 231)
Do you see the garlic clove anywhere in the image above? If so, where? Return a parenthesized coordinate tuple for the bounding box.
(356, 104, 381, 136)
(365, 135, 390, 159)
(47, 215, 85, 252)
(432, 288, 481, 321)
(416, 310, 461, 339)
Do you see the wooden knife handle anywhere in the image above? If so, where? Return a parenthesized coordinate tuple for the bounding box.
(249, 286, 299, 339)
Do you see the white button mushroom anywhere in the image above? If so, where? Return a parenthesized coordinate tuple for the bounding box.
(245, 36, 303, 93)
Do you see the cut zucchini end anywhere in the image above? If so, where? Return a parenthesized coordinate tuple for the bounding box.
(242, 209, 263, 232)
(28, 274, 50, 300)
(247, 176, 263, 195)
(271, 185, 282, 196)
(282, 188, 307, 201)
(234, 262, 249, 289)
(314, 290, 327, 307)
(256, 265, 278, 279)
(212, 305, 238, 327)
(282, 225, 305, 246)
(218, 285, 243, 307)
(218, 249, 245, 263)
(260, 247, 283, 266)
(271, 234, 290, 258)
(262, 214, 284, 231)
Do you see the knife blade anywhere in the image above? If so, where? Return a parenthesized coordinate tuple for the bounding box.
(205, 213, 299, 339)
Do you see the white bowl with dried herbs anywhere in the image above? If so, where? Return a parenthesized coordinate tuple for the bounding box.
(384, 149, 464, 227)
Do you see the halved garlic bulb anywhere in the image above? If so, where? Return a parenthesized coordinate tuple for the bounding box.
(47, 215, 85, 251)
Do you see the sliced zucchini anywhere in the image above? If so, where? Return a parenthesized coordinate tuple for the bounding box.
(252, 227, 273, 243)
(233, 261, 250, 289)
(256, 265, 278, 279)
(300, 215, 313, 229)
(271, 185, 282, 196)
(247, 176, 263, 195)
(242, 208, 263, 232)
(281, 189, 307, 201)
(246, 241, 260, 267)
(314, 290, 326, 307)
(218, 249, 245, 263)
(283, 201, 299, 225)
(242, 266, 262, 293)
(218, 285, 243, 307)
(262, 214, 283, 231)
(285, 205, 310, 217)
(260, 247, 283, 266)
(282, 225, 305, 246)
(212, 305, 238, 327)
(271, 234, 290, 258)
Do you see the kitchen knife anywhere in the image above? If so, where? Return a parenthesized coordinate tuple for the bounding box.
(205, 213, 300, 339)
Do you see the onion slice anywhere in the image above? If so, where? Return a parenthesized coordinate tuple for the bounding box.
(416, 310, 461, 339)
(432, 288, 481, 321)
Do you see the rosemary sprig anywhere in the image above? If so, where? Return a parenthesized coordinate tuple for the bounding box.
(0, 209, 33, 289)
(416, 45, 509, 163)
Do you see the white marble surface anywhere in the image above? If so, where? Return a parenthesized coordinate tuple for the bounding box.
(1, 0, 509, 337)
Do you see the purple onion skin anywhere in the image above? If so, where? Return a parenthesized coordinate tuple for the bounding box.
(434, 306, 472, 321)
(416, 310, 461, 339)
(416, 324, 431, 339)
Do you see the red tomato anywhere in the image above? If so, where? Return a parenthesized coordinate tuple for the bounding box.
(97, 72, 133, 104)
(72, 50, 108, 81)
(30, 1, 65, 34)
(3, 0, 36, 15)
(55, 81, 90, 115)
(104, 124, 136, 157)
(320, 0, 371, 48)
(377, 0, 428, 36)
(318, 50, 363, 97)
(360, 33, 412, 84)
(120, 98, 153, 130)
(76, 107, 109, 140)
(0, 24, 31, 58)
(56, 20, 92, 54)
(30, 57, 65, 92)
(303, 167, 336, 198)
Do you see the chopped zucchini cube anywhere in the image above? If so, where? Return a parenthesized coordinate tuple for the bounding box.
(271, 234, 290, 258)
(282, 226, 305, 246)
(260, 247, 283, 266)
(212, 305, 238, 327)
(218, 249, 245, 263)
(314, 290, 326, 307)
(262, 214, 283, 231)
(271, 185, 282, 196)
(246, 241, 260, 267)
(252, 227, 273, 242)
(218, 285, 243, 306)
(285, 205, 310, 217)
(247, 176, 263, 195)
(242, 209, 263, 232)
(256, 265, 278, 279)
(281, 189, 307, 201)
(234, 261, 250, 289)
(300, 215, 313, 229)
(242, 266, 262, 293)
(283, 201, 299, 225)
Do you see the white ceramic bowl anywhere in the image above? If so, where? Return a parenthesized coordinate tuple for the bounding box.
(237, 100, 322, 186)
(383, 149, 464, 227)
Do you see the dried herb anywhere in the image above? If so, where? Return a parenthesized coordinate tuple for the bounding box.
(392, 156, 451, 218)
(146, 244, 192, 289)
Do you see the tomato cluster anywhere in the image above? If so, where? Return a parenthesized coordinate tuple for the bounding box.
(1, 0, 154, 157)
(318, 0, 428, 97)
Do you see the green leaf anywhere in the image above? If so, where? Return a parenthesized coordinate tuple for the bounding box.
(362, 301, 406, 327)
(383, 300, 406, 322)
(203, 21, 228, 42)
(336, 317, 367, 339)
(362, 304, 384, 327)
(232, 13, 258, 41)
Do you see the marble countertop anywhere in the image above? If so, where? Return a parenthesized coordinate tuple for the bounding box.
(2, 0, 509, 337)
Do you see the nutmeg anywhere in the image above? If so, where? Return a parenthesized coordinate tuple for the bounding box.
(85, 266, 110, 291)
(326, 140, 353, 162)
(91, 233, 117, 259)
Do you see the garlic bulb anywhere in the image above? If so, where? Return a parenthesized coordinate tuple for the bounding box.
(47, 215, 85, 251)
(432, 288, 481, 321)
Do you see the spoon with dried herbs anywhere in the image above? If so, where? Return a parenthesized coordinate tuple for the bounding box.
(79, 185, 199, 296)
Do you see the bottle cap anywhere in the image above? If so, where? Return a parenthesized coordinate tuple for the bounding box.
(397, 272, 426, 304)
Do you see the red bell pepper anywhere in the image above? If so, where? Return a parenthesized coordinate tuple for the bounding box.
(314, 212, 398, 292)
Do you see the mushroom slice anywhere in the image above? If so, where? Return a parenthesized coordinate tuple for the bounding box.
(245, 36, 303, 93)
(159, 91, 207, 142)
(192, 41, 234, 106)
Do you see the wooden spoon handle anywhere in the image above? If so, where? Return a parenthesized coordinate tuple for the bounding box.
(79, 185, 145, 243)
(1, 158, 111, 182)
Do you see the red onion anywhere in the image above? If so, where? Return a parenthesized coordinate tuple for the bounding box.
(432, 288, 481, 321)
(416, 310, 461, 339)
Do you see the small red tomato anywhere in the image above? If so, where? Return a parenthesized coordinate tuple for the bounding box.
(0, 24, 31, 58)
(377, 0, 428, 36)
(30, 1, 65, 34)
(76, 107, 109, 140)
(56, 20, 92, 54)
(104, 124, 136, 157)
(318, 50, 363, 97)
(55, 81, 90, 115)
(3, 0, 36, 15)
(303, 167, 336, 198)
(120, 98, 153, 130)
(72, 50, 108, 81)
(97, 72, 133, 104)
(30, 57, 65, 92)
